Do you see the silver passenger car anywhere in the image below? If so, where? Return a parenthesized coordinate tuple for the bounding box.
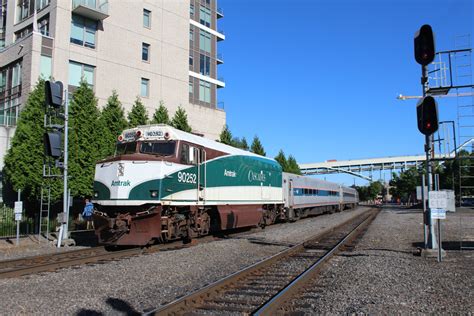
(282, 173, 358, 220)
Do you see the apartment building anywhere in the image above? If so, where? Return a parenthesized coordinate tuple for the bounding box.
(0, 0, 226, 168)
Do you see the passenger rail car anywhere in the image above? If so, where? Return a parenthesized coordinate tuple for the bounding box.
(283, 173, 358, 220)
(92, 124, 359, 246)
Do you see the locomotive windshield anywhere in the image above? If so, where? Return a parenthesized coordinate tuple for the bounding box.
(115, 142, 137, 156)
(140, 141, 176, 156)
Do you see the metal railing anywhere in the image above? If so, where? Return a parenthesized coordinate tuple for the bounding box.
(0, 205, 35, 238)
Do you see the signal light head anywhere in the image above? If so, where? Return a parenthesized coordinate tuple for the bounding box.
(414, 24, 436, 66)
(136, 130, 142, 138)
(416, 96, 438, 136)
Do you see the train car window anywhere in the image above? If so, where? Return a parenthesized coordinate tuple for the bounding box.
(115, 142, 137, 156)
(181, 143, 189, 164)
(140, 141, 176, 156)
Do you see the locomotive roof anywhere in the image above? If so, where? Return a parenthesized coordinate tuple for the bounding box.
(120, 124, 276, 163)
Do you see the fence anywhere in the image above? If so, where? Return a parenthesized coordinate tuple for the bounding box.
(0, 205, 36, 238)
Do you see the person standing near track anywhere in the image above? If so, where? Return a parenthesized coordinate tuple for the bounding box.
(82, 198, 94, 230)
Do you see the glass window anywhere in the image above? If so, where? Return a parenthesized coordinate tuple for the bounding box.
(141, 78, 149, 97)
(142, 43, 150, 61)
(199, 30, 211, 53)
(199, 54, 210, 76)
(199, 7, 211, 27)
(143, 9, 151, 28)
(140, 141, 176, 156)
(12, 62, 21, 87)
(40, 55, 52, 79)
(70, 14, 97, 48)
(116, 142, 137, 156)
(189, 28, 194, 41)
(69, 61, 94, 87)
(199, 80, 210, 103)
(189, 81, 193, 94)
(190, 3, 194, 16)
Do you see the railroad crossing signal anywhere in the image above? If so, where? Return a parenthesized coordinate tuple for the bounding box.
(417, 96, 439, 136)
(414, 24, 436, 66)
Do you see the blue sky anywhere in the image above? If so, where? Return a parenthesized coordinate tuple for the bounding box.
(217, 0, 473, 185)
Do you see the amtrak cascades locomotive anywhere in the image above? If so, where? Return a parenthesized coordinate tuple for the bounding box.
(92, 124, 358, 245)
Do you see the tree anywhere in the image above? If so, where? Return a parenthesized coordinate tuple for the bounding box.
(240, 137, 249, 151)
(3, 79, 61, 205)
(250, 136, 266, 156)
(68, 79, 102, 198)
(274, 150, 288, 171)
(98, 90, 127, 158)
(151, 101, 170, 125)
(127, 97, 148, 127)
(171, 106, 192, 132)
(287, 155, 302, 175)
(219, 124, 232, 145)
(389, 168, 421, 203)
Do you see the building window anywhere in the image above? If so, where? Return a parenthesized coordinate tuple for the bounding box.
(199, 7, 211, 27)
(142, 43, 150, 61)
(16, 0, 33, 23)
(70, 14, 97, 49)
(14, 24, 33, 41)
(36, 0, 50, 11)
(199, 54, 210, 76)
(38, 15, 49, 36)
(189, 81, 193, 94)
(69, 61, 94, 87)
(0, 60, 22, 127)
(12, 62, 21, 88)
(199, 80, 210, 103)
(199, 30, 211, 53)
(189, 28, 194, 42)
(143, 9, 151, 28)
(190, 3, 194, 16)
(40, 55, 52, 79)
(141, 78, 149, 97)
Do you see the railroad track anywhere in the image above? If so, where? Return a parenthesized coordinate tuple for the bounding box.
(0, 226, 263, 279)
(146, 208, 379, 315)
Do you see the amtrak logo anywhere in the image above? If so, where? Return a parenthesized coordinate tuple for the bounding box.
(117, 163, 125, 177)
(224, 169, 236, 177)
(111, 180, 131, 187)
(248, 170, 266, 183)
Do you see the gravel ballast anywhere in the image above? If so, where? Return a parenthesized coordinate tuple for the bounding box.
(0, 207, 368, 315)
(283, 207, 474, 314)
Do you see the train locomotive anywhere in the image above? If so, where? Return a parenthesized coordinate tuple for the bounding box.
(92, 124, 358, 246)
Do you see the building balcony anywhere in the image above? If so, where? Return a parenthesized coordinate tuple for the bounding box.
(217, 7, 224, 19)
(72, 0, 109, 20)
(216, 53, 223, 65)
(217, 29, 224, 41)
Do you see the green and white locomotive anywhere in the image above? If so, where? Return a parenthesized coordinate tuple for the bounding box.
(92, 124, 284, 245)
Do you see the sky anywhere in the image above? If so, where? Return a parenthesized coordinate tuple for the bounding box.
(217, 0, 473, 185)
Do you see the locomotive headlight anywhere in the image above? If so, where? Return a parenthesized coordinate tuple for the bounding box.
(93, 191, 99, 198)
(150, 190, 158, 198)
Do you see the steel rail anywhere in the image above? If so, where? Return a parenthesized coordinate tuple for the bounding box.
(0, 226, 265, 279)
(145, 208, 377, 315)
(253, 210, 378, 315)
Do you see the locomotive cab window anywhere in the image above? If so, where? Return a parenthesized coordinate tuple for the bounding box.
(115, 142, 137, 156)
(140, 141, 176, 156)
